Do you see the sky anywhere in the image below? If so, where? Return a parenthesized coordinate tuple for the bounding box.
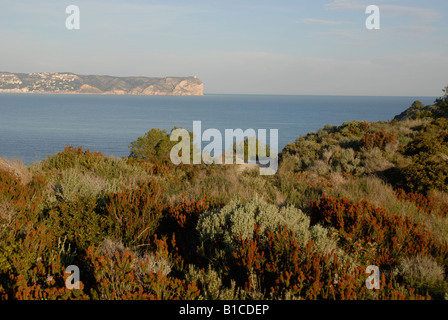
(0, 0, 447, 96)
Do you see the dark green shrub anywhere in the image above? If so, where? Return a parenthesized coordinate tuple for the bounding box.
(400, 157, 448, 194)
(129, 127, 196, 164)
(129, 128, 173, 161)
(435, 86, 448, 108)
(39, 146, 105, 172)
(397, 129, 448, 194)
(402, 134, 448, 157)
(47, 196, 107, 251)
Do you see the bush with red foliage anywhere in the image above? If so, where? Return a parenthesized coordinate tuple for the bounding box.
(310, 195, 447, 270)
(395, 188, 447, 217)
(0, 168, 46, 221)
(0, 169, 88, 299)
(165, 194, 225, 229)
(360, 130, 397, 150)
(232, 225, 360, 299)
(157, 194, 226, 266)
(105, 180, 165, 247)
(231, 224, 426, 300)
(86, 235, 200, 300)
(2, 224, 89, 300)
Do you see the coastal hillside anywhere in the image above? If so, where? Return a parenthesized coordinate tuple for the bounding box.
(0, 72, 203, 96)
(0, 87, 447, 300)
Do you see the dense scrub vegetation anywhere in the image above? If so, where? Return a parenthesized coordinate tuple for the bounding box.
(0, 89, 447, 300)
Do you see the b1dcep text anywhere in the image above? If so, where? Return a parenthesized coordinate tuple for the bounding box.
(179, 304, 269, 317)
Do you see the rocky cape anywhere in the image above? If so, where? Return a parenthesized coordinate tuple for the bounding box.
(0, 72, 203, 96)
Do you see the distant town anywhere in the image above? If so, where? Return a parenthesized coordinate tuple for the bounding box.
(0, 72, 203, 96)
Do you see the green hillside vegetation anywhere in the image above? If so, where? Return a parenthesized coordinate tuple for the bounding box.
(0, 88, 447, 300)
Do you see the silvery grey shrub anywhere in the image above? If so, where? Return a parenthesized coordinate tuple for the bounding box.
(197, 195, 312, 252)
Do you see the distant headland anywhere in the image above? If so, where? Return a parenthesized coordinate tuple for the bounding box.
(0, 72, 203, 96)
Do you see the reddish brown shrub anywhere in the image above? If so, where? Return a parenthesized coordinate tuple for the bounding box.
(156, 195, 225, 266)
(86, 235, 200, 300)
(310, 195, 447, 269)
(0, 202, 88, 299)
(232, 225, 359, 299)
(231, 224, 426, 300)
(0, 168, 46, 222)
(395, 188, 447, 217)
(360, 130, 397, 150)
(105, 180, 165, 246)
(166, 194, 225, 229)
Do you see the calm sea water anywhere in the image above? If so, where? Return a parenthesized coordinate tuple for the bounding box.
(0, 93, 436, 165)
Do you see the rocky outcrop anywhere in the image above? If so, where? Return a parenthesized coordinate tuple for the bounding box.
(140, 77, 203, 96)
(78, 84, 103, 94)
(172, 79, 204, 96)
(0, 72, 204, 96)
(393, 100, 440, 121)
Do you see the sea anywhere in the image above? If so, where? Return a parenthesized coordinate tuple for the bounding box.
(0, 93, 437, 165)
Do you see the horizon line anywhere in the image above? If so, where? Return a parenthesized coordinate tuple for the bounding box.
(203, 93, 438, 98)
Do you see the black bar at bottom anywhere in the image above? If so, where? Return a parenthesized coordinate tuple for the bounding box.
(0, 300, 442, 318)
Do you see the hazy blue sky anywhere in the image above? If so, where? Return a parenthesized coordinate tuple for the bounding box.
(0, 0, 447, 95)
